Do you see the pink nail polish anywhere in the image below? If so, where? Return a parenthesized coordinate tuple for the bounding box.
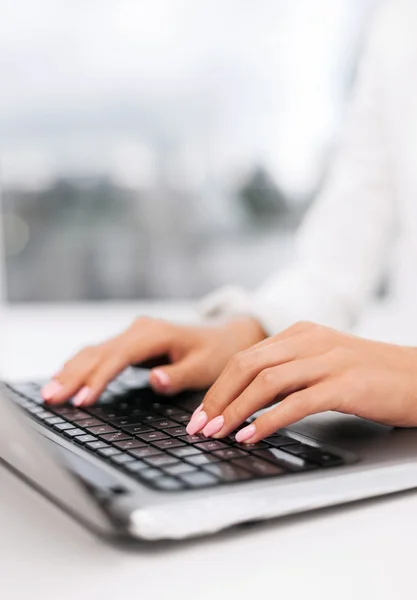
(73, 386, 91, 406)
(202, 415, 224, 438)
(152, 369, 171, 390)
(41, 380, 63, 401)
(191, 403, 204, 419)
(186, 411, 208, 435)
(235, 423, 256, 443)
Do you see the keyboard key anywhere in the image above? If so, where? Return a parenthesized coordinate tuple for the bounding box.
(125, 460, 148, 473)
(100, 431, 132, 443)
(264, 435, 297, 447)
(233, 456, 286, 477)
(179, 434, 205, 444)
(196, 440, 228, 452)
(154, 438, 185, 450)
(73, 417, 103, 428)
(27, 405, 44, 415)
(97, 447, 121, 458)
(169, 446, 202, 458)
(145, 454, 179, 467)
(157, 406, 184, 417)
(90, 407, 124, 420)
(86, 440, 108, 450)
(254, 448, 313, 472)
(284, 444, 343, 467)
(163, 463, 196, 476)
(74, 434, 97, 444)
(204, 462, 252, 482)
(51, 407, 89, 419)
(68, 410, 94, 421)
(107, 416, 140, 427)
(128, 447, 161, 459)
(169, 427, 188, 437)
(282, 442, 310, 455)
(234, 441, 268, 451)
(179, 471, 218, 488)
(86, 425, 118, 435)
(63, 428, 85, 438)
(212, 448, 248, 460)
(13, 396, 33, 408)
(85, 406, 115, 419)
(151, 419, 177, 430)
(140, 468, 162, 481)
(137, 431, 168, 443)
(110, 453, 136, 465)
(316, 453, 344, 467)
(184, 453, 220, 466)
(142, 413, 165, 423)
(44, 417, 65, 426)
(123, 424, 154, 435)
(172, 414, 191, 423)
(152, 477, 184, 491)
(112, 439, 146, 451)
(9, 382, 41, 397)
(36, 410, 55, 420)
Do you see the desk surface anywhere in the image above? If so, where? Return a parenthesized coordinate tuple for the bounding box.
(0, 303, 415, 600)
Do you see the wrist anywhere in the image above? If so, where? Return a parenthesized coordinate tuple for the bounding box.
(222, 317, 268, 350)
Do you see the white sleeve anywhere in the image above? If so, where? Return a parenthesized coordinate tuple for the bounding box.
(200, 5, 397, 335)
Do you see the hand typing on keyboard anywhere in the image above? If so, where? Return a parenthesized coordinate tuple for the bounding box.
(41, 316, 265, 407)
(187, 321, 417, 443)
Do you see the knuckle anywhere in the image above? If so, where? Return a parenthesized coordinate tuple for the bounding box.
(83, 344, 97, 355)
(294, 320, 315, 332)
(130, 316, 154, 330)
(294, 320, 315, 329)
(229, 351, 250, 374)
(289, 392, 309, 413)
(308, 323, 330, 342)
(325, 346, 344, 362)
(331, 345, 349, 360)
(81, 345, 97, 357)
(258, 367, 278, 389)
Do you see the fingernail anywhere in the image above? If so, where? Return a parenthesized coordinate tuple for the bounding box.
(151, 369, 171, 391)
(203, 415, 224, 437)
(186, 411, 208, 435)
(235, 423, 256, 443)
(41, 380, 63, 401)
(191, 403, 204, 419)
(73, 386, 91, 406)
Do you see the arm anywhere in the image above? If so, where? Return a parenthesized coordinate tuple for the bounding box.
(202, 5, 397, 334)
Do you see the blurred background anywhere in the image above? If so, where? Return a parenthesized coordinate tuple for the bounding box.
(0, 0, 380, 303)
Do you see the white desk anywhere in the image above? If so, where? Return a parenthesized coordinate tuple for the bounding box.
(0, 303, 416, 600)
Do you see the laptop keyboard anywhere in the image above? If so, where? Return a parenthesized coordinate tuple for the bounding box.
(6, 380, 346, 492)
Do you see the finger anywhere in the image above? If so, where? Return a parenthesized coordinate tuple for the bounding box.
(149, 351, 212, 395)
(122, 318, 175, 365)
(234, 381, 340, 443)
(202, 331, 317, 422)
(72, 356, 129, 406)
(42, 350, 99, 404)
(207, 356, 332, 438)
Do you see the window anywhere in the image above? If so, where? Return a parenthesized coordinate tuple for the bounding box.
(0, 0, 379, 302)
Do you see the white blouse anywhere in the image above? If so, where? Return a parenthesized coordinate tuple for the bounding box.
(201, 0, 417, 346)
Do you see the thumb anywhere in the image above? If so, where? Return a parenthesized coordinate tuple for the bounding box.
(149, 353, 209, 395)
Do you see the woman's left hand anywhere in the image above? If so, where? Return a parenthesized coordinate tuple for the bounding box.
(186, 321, 417, 443)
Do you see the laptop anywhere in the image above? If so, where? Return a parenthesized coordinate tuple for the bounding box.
(2, 369, 417, 542)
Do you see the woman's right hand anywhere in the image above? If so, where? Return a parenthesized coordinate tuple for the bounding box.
(41, 316, 266, 407)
